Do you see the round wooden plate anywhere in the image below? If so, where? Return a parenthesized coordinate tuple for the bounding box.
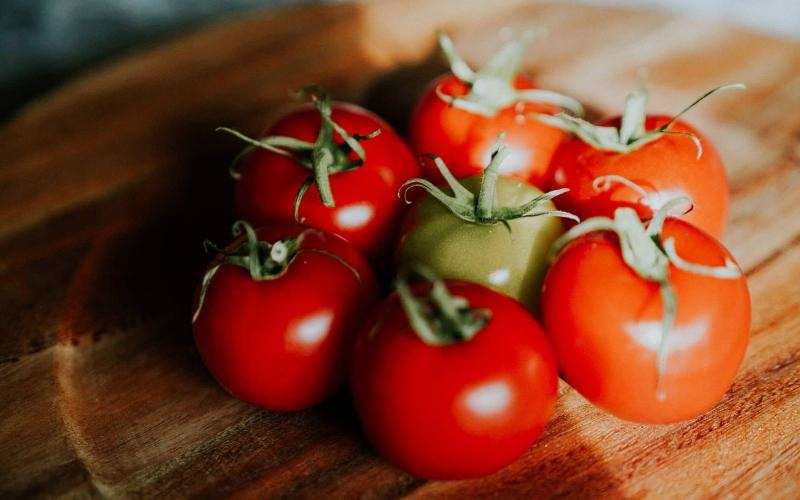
(2, 1, 799, 497)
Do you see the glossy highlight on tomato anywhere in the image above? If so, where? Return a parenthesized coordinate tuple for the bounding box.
(192, 224, 378, 411)
(234, 102, 420, 264)
(541, 218, 750, 423)
(351, 280, 558, 479)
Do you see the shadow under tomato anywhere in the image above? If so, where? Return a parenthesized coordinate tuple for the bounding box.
(361, 48, 447, 137)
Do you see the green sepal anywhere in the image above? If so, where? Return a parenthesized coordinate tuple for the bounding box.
(400, 135, 579, 226)
(218, 85, 381, 217)
(534, 83, 746, 158)
(436, 31, 584, 117)
(395, 266, 490, 346)
(192, 221, 361, 324)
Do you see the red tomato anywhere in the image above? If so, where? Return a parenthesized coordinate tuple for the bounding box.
(409, 74, 569, 187)
(192, 224, 378, 411)
(547, 117, 729, 238)
(541, 218, 750, 423)
(351, 280, 558, 479)
(234, 102, 419, 264)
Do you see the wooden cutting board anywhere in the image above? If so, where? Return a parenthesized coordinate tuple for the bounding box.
(2, 1, 799, 497)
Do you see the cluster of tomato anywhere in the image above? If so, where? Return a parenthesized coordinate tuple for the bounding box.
(191, 32, 751, 480)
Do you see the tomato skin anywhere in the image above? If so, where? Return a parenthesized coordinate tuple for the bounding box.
(192, 225, 378, 411)
(351, 281, 558, 479)
(546, 116, 729, 237)
(540, 219, 750, 423)
(396, 176, 564, 310)
(234, 103, 420, 264)
(409, 74, 568, 187)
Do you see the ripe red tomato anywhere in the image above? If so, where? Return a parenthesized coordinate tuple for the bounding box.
(408, 32, 583, 187)
(231, 93, 420, 264)
(541, 217, 750, 423)
(410, 74, 570, 186)
(192, 223, 378, 411)
(351, 279, 558, 479)
(547, 116, 729, 237)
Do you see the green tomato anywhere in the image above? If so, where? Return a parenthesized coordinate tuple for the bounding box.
(396, 176, 565, 310)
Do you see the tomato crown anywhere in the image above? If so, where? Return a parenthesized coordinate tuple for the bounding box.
(549, 197, 741, 399)
(435, 31, 583, 117)
(535, 80, 745, 157)
(401, 134, 578, 227)
(395, 267, 490, 346)
(192, 221, 360, 323)
(218, 85, 380, 214)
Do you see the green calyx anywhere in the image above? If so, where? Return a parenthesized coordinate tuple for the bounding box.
(218, 85, 380, 217)
(400, 134, 579, 227)
(535, 81, 746, 158)
(549, 198, 741, 400)
(192, 221, 360, 324)
(395, 267, 490, 345)
(436, 31, 584, 117)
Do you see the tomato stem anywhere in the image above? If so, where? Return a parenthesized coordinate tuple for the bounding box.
(401, 135, 578, 226)
(549, 197, 742, 399)
(533, 82, 745, 158)
(395, 267, 490, 345)
(192, 221, 361, 323)
(475, 134, 509, 222)
(218, 85, 381, 215)
(656, 283, 676, 401)
(435, 31, 584, 117)
(312, 147, 336, 207)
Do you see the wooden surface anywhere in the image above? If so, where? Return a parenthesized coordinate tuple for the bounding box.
(1, 1, 799, 497)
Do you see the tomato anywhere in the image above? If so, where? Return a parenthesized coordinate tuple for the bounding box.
(410, 74, 571, 186)
(227, 88, 420, 264)
(541, 210, 750, 423)
(351, 277, 558, 479)
(395, 143, 572, 310)
(547, 116, 728, 236)
(408, 32, 583, 187)
(544, 84, 744, 237)
(192, 222, 378, 411)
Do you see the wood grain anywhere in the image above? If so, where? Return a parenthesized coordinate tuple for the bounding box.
(1, 1, 799, 497)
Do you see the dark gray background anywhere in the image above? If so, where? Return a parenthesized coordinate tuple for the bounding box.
(0, 0, 320, 120)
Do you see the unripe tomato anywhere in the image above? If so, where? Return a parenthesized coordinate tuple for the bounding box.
(396, 175, 565, 310)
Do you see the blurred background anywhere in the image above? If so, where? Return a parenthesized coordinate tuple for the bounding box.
(1, 0, 798, 121)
